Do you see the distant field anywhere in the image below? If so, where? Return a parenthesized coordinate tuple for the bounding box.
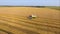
(45, 6, 60, 10)
(0, 6, 60, 10)
(0, 7, 60, 34)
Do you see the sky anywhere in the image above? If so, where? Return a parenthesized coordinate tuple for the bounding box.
(0, 0, 60, 6)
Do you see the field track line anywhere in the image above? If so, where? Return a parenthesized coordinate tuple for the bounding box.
(0, 15, 60, 25)
(0, 16, 60, 28)
(0, 16, 59, 33)
(0, 20, 59, 34)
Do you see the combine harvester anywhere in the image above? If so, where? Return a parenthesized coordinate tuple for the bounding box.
(28, 14, 37, 19)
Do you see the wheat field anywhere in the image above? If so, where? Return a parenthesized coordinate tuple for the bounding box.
(0, 7, 60, 34)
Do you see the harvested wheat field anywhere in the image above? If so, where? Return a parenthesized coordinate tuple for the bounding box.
(0, 7, 60, 34)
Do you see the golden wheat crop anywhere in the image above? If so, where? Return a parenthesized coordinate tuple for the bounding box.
(0, 7, 60, 34)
